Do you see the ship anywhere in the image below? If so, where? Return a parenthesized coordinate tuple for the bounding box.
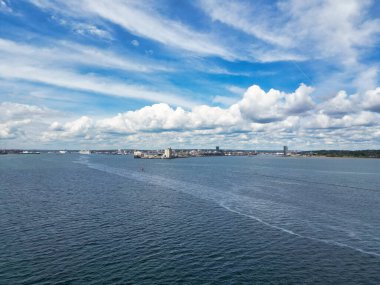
(21, 150, 40, 154)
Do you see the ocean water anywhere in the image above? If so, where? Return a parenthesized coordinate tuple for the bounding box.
(1, 154, 380, 284)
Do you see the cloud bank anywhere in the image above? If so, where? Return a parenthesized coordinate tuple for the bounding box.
(2, 85, 379, 149)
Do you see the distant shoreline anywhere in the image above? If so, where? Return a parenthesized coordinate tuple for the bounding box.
(1, 149, 379, 159)
(298, 150, 380, 159)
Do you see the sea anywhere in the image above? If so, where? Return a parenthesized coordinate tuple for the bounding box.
(1, 154, 380, 284)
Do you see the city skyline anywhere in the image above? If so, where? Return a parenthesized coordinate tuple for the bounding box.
(1, 0, 380, 149)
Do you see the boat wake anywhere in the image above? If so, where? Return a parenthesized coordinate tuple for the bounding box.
(75, 158, 380, 258)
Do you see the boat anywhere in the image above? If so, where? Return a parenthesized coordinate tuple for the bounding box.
(21, 150, 40, 154)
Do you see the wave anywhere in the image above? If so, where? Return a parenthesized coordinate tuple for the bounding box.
(75, 158, 380, 258)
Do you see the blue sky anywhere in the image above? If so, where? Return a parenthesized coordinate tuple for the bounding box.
(0, 0, 380, 149)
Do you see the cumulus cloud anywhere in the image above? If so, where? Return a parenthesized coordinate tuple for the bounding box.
(361, 88, 380, 112)
(37, 84, 380, 149)
(320, 87, 380, 115)
(0, 120, 31, 139)
(97, 103, 242, 134)
(302, 111, 380, 130)
(46, 116, 93, 139)
(0, 102, 56, 140)
(3, 85, 380, 149)
(238, 84, 314, 123)
(320, 91, 354, 116)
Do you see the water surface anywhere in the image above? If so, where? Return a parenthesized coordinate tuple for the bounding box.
(1, 154, 379, 284)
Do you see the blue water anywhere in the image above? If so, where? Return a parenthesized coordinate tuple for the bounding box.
(1, 154, 380, 284)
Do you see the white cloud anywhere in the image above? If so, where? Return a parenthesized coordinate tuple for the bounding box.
(226, 85, 246, 95)
(1, 73, 379, 148)
(61, 116, 93, 137)
(302, 111, 380, 130)
(0, 59, 198, 108)
(200, 0, 292, 47)
(43, 116, 95, 141)
(96, 103, 242, 134)
(238, 84, 314, 123)
(283, 0, 379, 64)
(29, 0, 235, 60)
(51, 15, 112, 39)
(320, 91, 354, 115)
(319, 87, 380, 115)
(35, 84, 380, 149)
(249, 48, 307, 63)
(131, 39, 139, 46)
(0, 38, 200, 108)
(361, 88, 380, 112)
(200, 0, 380, 64)
(86, 0, 235, 59)
(0, 102, 52, 120)
(199, 0, 380, 93)
(72, 23, 112, 39)
(284, 84, 315, 114)
(0, 0, 12, 13)
(0, 120, 30, 139)
(0, 102, 57, 140)
(0, 38, 172, 73)
(352, 66, 378, 92)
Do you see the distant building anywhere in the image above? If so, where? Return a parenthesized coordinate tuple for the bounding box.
(283, 146, 288, 156)
(163, 147, 173, 159)
(216, 146, 220, 152)
(134, 150, 143, 158)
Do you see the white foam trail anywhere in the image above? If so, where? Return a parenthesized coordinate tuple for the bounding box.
(75, 158, 380, 258)
(222, 204, 380, 258)
(221, 203, 303, 237)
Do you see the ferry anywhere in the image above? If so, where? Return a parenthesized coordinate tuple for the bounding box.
(21, 150, 40, 154)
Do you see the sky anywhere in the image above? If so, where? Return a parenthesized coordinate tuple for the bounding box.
(0, 0, 380, 150)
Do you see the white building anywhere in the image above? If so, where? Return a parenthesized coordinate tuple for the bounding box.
(133, 150, 143, 158)
(163, 148, 173, 159)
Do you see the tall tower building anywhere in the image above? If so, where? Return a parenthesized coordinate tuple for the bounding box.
(283, 146, 288, 156)
(164, 147, 173, 159)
